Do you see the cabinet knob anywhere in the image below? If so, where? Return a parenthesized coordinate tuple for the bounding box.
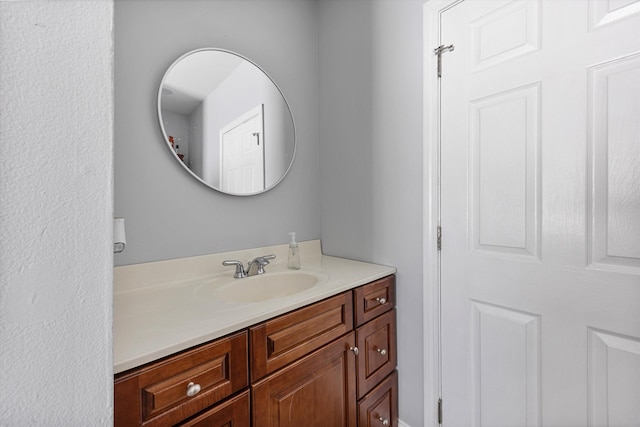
(378, 417, 390, 426)
(349, 346, 359, 356)
(186, 381, 201, 397)
(375, 297, 387, 305)
(376, 348, 387, 356)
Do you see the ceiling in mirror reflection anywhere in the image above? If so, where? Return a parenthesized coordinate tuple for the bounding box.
(162, 53, 243, 114)
(158, 49, 296, 196)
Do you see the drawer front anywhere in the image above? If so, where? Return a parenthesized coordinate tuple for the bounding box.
(354, 275, 395, 327)
(357, 371, 398, 427)
(177, 390, 250, 427)
(356, 309, 397, 399)
(250, 291, 353, 381)
(114, 331, 248, 427)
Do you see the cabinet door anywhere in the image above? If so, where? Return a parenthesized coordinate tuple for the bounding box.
(178, 390, 250, 427)
(252, 332, 357, 427)
(356, 309, 397, 399)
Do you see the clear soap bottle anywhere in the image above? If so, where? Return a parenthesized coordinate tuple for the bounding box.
(287, 232, 300, 270)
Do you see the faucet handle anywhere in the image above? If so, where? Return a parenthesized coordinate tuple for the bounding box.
(251, 254, 276, 266)
(256, 254, 276, 271)
(222, 260, 247, 278)
(248, 254, 276, 275)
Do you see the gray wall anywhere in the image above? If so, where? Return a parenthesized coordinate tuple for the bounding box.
(318, 0, 374, 261)
(370, 3, 424, 425)
(114, 0, 320, 266)
(116, 0, 425, 425)
(318, 1, 425, 425)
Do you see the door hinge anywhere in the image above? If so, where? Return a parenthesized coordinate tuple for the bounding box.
(434, 44, 455, 78)
(437, 226, 442, 251)
(438, 398, 443, 424)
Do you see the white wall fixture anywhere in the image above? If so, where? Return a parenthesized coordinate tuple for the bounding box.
(114, 217, 126, 253)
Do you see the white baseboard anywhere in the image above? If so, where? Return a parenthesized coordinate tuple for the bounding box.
(398, 419, 411, 427)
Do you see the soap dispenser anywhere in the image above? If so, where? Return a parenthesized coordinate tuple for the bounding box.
(287, 232, 300, 270)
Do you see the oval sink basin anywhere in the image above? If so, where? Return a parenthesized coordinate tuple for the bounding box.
(195, 272, 323, 303)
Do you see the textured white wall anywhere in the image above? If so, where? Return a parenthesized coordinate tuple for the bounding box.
(0, 1, 114, 424)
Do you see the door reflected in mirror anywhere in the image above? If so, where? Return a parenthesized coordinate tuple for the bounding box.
(158, 49, 295, 196)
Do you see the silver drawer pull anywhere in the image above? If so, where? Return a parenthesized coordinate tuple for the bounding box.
(186, 382, 201, 397)
(377, 348, 387, 356)
(349, 346, 359, 356)
(375, 297, 387, 305)
(378, 417, 390, 426)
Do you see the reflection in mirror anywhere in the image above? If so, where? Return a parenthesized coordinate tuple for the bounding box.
(158, 49, 295, 196)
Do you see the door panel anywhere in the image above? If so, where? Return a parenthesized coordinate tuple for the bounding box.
(470, 301, 541, 427)
(588, 54, 640, 272)
(469, 82, 540, 260)
(220, 104, 264, 193)
(588, 328, 640, 426)
(439, 1, 640, 425)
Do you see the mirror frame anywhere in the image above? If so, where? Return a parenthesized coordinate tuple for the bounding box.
(157, 48, 296, 196)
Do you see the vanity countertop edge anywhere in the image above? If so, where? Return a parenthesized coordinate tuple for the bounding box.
(114, 240, 396, 374)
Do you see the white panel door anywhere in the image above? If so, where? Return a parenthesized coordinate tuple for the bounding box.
(439, 1, 640, 426)
(220, 104, 264, 194)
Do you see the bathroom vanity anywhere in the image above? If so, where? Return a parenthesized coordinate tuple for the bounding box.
(113, 241, 398, 426)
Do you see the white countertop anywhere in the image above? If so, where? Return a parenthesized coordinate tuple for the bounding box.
(113, 240, 395, 374)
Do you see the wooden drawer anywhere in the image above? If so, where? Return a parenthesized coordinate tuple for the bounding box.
(177, 390, 250, 427)
(114, 331, 248, 427)
(354, 275, 395, 327)
(250, 291, 353, 381)
(358, 371, 398, 427)
(356, 309, 397, 398)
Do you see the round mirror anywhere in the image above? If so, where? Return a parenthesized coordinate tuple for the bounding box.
(158, 48, 296, 196)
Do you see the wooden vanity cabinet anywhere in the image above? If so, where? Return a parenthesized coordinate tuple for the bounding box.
(249, 274, 398, 427)
(114, 274, 398, 426)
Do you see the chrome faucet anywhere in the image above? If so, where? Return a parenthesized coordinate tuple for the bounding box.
(222, 254, 276, 278)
